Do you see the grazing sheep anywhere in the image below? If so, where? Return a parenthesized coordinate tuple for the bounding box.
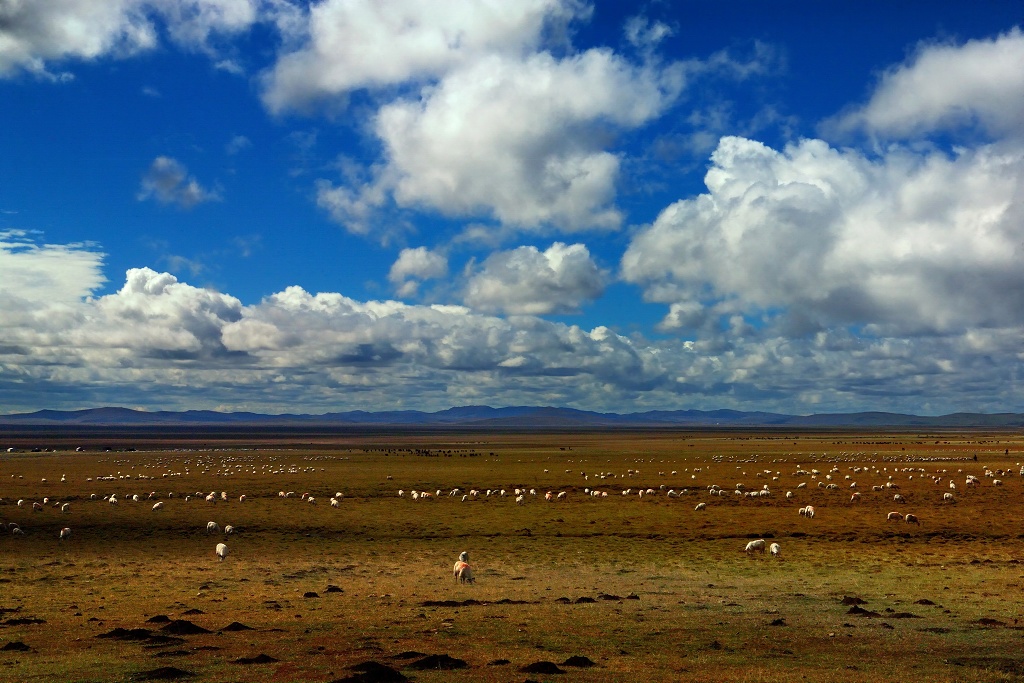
(943, 492, 955, 503)
(769, 542, 781, 557)
(206, 521, 220, 534)
(785, 491, 794, 499)
(887, 511, 903, 521)
(152, 501, 164, 511)
(330, 497, 339, 508)
(905, 513, 920, 525)
(456, 563, 474, 584)
(894, 494, 906, 504)
(216, 543, 229, 561)
(59, 527, 71, 540)
(804, 505, 815, 519)
(695, 502, 707, 511)
(224, 525, 234, 535)
(745, 539, 766, 554)
(61, 503, 70, 514)
(238, 495, 246, 503)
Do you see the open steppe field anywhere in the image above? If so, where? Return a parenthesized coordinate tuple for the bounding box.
(2, 428, 1024, 682)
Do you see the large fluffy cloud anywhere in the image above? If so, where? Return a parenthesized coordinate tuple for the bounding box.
(261, 0, 578, 112)
(463, 242, 606, 315)
(2, 240, 1023, 415)
(0, 0, 262, 78)
(829, 27, 1024, 139)
(622, 135, 1024, 336)
(318, 48, 683, 236)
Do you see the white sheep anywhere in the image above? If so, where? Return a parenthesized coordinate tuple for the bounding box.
(207, 521, 220, 534)
(216, 542, 229, 561)
(61, 503, 70, 514)
(886, 511, 903, 521)
(152, 501, 164, 511)
(894, 494, 906, 504)
(330, 497, 339, 508)
(694, 502, 706, 511)
(456, 563, 474, 584)
(804, 505, 815, 519)
(59, 527, 71, 540)
(769, 542, 781, 557)
(905, 513, 920, 525)
(224, 525, 235, 535)
(943, 492, 955, 503)
(745, 539, 766, 554)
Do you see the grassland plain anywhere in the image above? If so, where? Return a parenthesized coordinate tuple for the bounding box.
(1, 429, 1023, 682)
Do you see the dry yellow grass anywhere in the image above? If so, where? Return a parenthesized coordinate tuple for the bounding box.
(1, 429, 1022, 681)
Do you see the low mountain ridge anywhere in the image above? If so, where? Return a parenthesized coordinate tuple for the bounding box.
(2, 406, 1023, 428)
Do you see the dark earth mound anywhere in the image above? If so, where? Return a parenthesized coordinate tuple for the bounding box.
(330, 660, 408, 683)
(234, 653, 278, 664)
(562, 655, 596, 667)
(146, 615, 171, 623)
(407, 654, 468, 670)
(1, 641, 30, 651)
(130, 666, 194, 681)
(161, 620, 212, 635)
(221, 622, 253, 631)
(97, 628, 153, 641)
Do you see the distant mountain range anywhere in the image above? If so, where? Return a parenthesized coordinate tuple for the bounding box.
(2, 406, 1024, 428)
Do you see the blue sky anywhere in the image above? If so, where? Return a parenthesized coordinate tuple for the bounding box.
(2, 0, 1024, 416)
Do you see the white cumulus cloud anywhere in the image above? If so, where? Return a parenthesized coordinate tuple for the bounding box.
(622, 135, 1024, 336)
(464, 242, 606, 315)
(319, 48, 683, 236)
(828, 27, 1024, 140)
(388, 246, 449, 297)
(260, 0, 579, 112)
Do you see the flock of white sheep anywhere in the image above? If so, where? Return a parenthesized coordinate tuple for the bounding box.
(3, 451, 1021, 575)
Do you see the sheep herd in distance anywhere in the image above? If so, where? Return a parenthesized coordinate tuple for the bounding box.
(1, 427, 1023, 682)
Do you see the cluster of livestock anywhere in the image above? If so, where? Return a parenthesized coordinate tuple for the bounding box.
(2, 454, 1021, 575)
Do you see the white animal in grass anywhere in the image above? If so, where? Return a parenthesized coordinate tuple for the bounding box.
(452, 551, 475, 583)
(455, 562, 474, 584)
(887, 511, 903, 521)
(216, 543, 229, 561)
(59, 527, 71, 540)
(769, 542, 781, 557)
(224, 525, 235, 535)
(905, 513, 920, 525)
(694, 502, 706, 511)
(745, 539, 766, 554)
(152, 501, 164, 511)
(207, 521, 220, 534)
